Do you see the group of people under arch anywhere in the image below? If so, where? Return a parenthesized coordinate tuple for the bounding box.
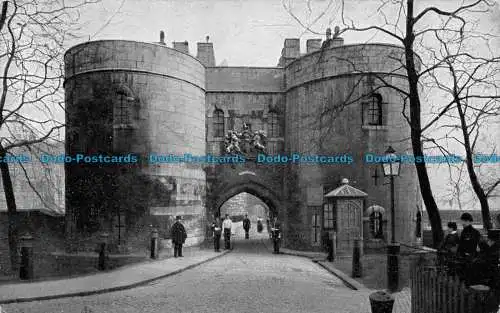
(210, 214, 282, 254)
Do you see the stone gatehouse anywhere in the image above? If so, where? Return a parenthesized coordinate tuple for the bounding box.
(63, 29, 421, 252)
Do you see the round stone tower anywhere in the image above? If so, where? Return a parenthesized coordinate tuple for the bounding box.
(283, 38, 422, 250)
(64, 39, 206, 251)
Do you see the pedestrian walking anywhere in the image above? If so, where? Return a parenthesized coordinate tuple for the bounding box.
(222, 214, 232, 250)
(243, 214, 251, 239)
(211, 217, 222, 252)
(438, 222, 459, 268)
(271, 217, 281, 254)
(171, 216, 187, 257)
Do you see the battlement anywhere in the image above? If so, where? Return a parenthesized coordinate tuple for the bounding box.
(173, 41, 189, 54)
(154, 31, 216, 67)
(277, 27, 344, 67)
(197, 41, 215, 67)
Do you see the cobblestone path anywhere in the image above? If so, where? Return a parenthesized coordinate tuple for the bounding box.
(3, 231, 372, 313)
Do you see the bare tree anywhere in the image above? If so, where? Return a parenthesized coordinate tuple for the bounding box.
(440, 161, 469, 211)
(418, 10, 500, 229)
(0, 1, 7, 32)
(0, 0, 98, 271)
(284, 0, 498, 246)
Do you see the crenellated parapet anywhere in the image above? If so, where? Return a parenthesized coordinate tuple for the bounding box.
(285, 43, 410, 91)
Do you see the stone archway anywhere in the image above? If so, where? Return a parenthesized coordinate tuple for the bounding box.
(213, 181, 282, 218)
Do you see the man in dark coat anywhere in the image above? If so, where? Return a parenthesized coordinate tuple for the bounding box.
(457, 213, 481, 260)
(476, 230, 500, 309)
(170, 216, 187, 257)
(271, 217, 282, 254)
(438, 222, 459, 268)
(476, 231, 500, 287)
(211, 216, 222, 252)
(243, 214, 251, 239)
(456, 213, 481, 285)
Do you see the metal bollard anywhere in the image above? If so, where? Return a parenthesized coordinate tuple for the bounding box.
(19, 234, 34, 280)
(327, 238, 334, 262)
(97, 232, 109, 271)
(469, 285, 496, 313)
(387, 243, 400, 292)
(352, 238, 362, 278)
(150, 229, 159, 259)
(332, 232, 337, 260)
(369, 290, 395, 313)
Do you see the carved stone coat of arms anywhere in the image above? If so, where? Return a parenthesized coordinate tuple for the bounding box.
(224, 123, 267, 159)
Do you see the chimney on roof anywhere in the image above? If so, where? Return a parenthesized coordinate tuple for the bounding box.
(324, 26, 344, 48)
(283, 39, 300, 58)
(306, 39, 322, 53)
(159, 30, 166, 45)
(196, 35, 215, 67)
(331, 26, 344, 47)
(277, 38, 300, 66)
(173, 41, 189, 54)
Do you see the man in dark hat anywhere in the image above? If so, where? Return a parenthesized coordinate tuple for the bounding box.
(457, 213, 481, 260)
(170, 216, 187, 257)
(243, 214, 251, 239)
(211, 216, 222, 252)
(271, 217, 282, 254)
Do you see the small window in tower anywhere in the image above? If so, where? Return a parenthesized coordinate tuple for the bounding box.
(362, 93, 383, 126)
(268, 111, 280, 137)
(113, 85, 136, 126)
(213, 109, 224, 137)
(116, 93, 130, 124)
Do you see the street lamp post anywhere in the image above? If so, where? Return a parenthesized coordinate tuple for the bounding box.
(382, 146, 401, 293)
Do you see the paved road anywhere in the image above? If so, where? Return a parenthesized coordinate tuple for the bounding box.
(3, 227, 371, 313)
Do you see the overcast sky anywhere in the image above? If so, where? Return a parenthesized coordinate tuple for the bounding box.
(73, 0, 500, 66)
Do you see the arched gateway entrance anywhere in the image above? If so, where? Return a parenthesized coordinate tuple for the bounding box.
(214, 182, 281, 218)
(204, 161, 284, 231)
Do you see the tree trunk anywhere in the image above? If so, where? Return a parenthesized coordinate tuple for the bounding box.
(406, 0, 443, 247)
(0, 145, 19, 271)
(455, 101, 492, 230)
(0, 1, 7, 32)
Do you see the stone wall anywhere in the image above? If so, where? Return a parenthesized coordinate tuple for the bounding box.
(285, 43, 419, 89)
(206, 67, 284, 92)
(0, 211, 65, 276)
(63, 37, 423, 254)
(0, 142, 65, 215)
(64, 40, 207, 249)
(283, 43, 421, 250)
(206, 92, 285, 156)
(220, 192, 269, 219)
